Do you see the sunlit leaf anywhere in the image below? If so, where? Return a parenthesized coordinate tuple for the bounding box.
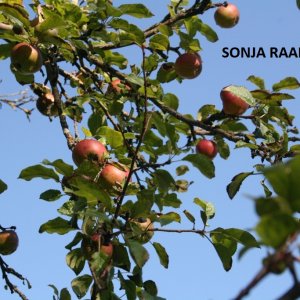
(39, 217, 74, 235)
(71, 275, 93, 299)
(272, 77, 300, 91)
(19, 165, 60, 182)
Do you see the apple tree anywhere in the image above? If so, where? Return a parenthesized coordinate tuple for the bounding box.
(1, 0, 300, 299)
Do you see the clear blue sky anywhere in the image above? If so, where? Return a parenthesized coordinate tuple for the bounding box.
(0, 1, 300, 299)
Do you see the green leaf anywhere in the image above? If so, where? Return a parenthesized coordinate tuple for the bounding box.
(118, 4, 154, 18)
(40, 189, 62, 202)
(121, 279, 136, 300)
(176, 165, 189, 176)
(149, 34, 169, 51)
(197, 20, 218, 42)
(60, 288, 71, 300)
(71, 275, 93, 299)
(153, 169, 175, 193)
(215, 137, 230, 160)
(0, 43, 12, 60)
(256, 213, 300, 248)
(212, 242, 233, 271)
(226, 172, 254, 199)
(48, 284, 59, 297)
(19, 164, 60, 182)
(96, 126, 123, 148)
(197, 104, 218, 121)
(222, 228, 259, 248)
(66, 248, 85, 275)
(42, 159, 74, 177)
(0, 179, 7, 194)
(112, 244, 131, 271)
(183, 154, 215, 179)
(39, 217, 74, 235)
(272, 77, 300, 91)
(297, 0, 300, 9)
(159, 212, 181, 226)
(247, 75, 265, 89)
(152, 242, 169, 268)
(69, 176, 112, 208)
(210, 230, 237, 271)
(144, 280, 158, 296)
(183, 209, 195, 225)
(162, 93, 179, 110)
(127, 239, 149, 268)
(263, 157, 300, 211)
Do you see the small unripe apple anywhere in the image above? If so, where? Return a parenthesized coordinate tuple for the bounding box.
(174, 52, 202, 79)
(36, 93, 58, 117)
(127, 218, 154, 244)
(196, 139, 218, 159)
(220, 86, 249, 116)
(0, 230, 19, 255)
(10, 42, 43, 74)
(214, 3, 240, 28)
(72, 139, 108, 166)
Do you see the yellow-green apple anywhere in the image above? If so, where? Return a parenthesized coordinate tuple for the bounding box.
(220, 86, 249, 115)
(0, 230, 19, 255)
(196, 139, 218, 159)
(174, 52, 202, 79)
(126, 218, 154, 244)
(214, 3, 240, 28)
(72, 139, 108, 166)
(36, 92, 58, 117)
(10, 42, 43, 74)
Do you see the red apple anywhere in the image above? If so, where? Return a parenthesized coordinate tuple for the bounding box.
(214, 3, 240, 28)
(10, 42, 43, 74)
(81, 234, 113, 260)
(174, 52, 202, 79)
(220, 86, 249, 116)
(127, 218, 154, 244)
(36, 92, 58, 117)
(0, 230, 19, 255)
(196, 139, 218, 159)
(72, 139, 108, 166)
(99, 163, 130, 188)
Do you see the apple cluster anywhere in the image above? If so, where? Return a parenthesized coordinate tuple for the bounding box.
(66, 139, 155, 265)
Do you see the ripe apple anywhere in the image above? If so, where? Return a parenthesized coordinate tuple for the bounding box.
(0, 230, 19, 255)
(196, 139, 218, 159)
(99, 163, 130, 188)
(214, 3, 240, 28)
(174, 52, 202, 79)
(36, 93, 58, 117)
(10, 42, 43, 74)
(72, 139, 108, 166)
(220, 86, 249, 116)
(127, 218, 154, 244)
(108, 79, 131, 94)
